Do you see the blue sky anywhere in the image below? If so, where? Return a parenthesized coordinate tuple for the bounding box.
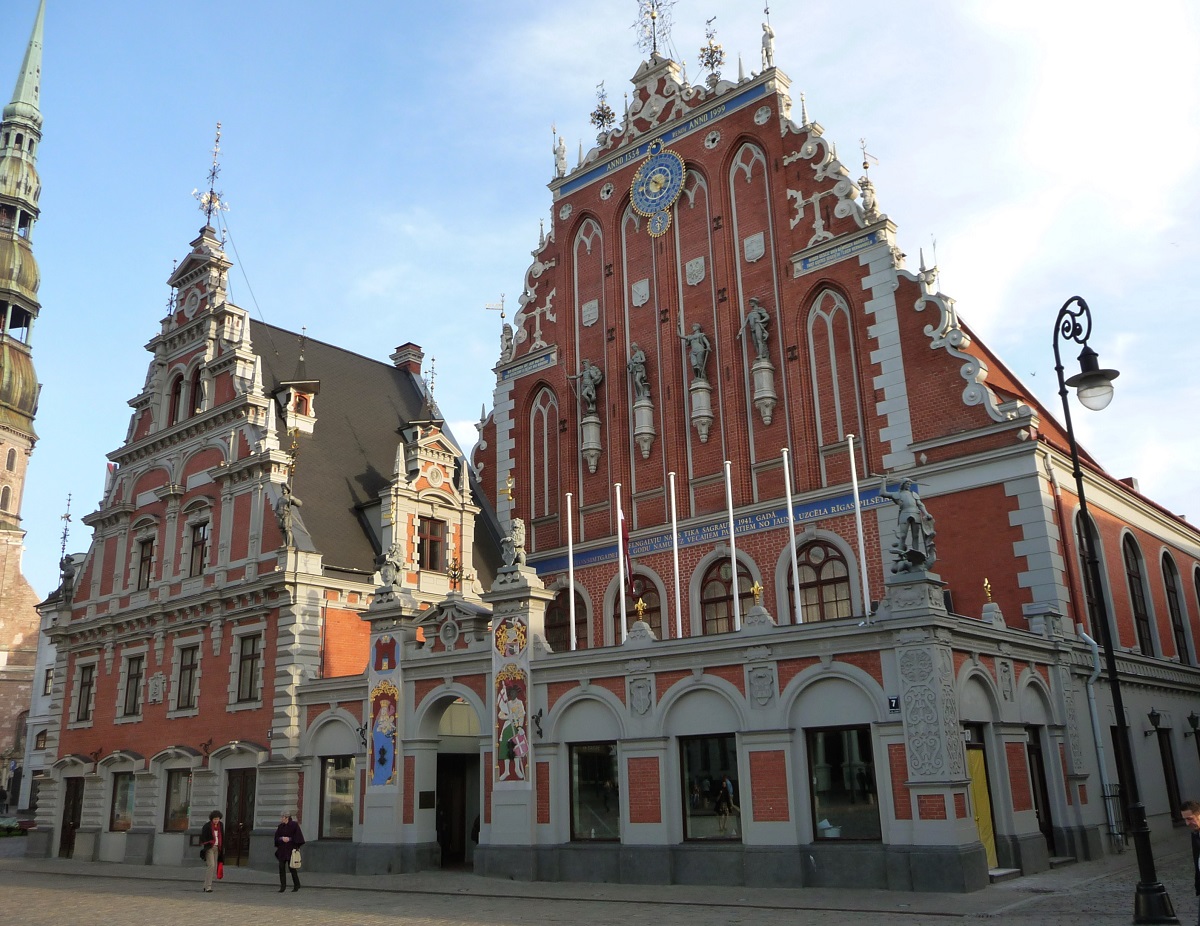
(10, 1, 1200, 597)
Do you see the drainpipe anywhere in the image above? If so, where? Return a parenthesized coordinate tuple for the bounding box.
(1078, 622, 1123, 851)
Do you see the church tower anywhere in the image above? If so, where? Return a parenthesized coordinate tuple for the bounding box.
(0, 0, 46, 800)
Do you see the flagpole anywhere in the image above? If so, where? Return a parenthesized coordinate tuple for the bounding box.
(782, 448, 802, 624)
(668, 471, 681, 640)
(723, 461, 742, 631)
(848, 434, 871, 623)
(566, 491, 576, 651)
(615, 482, 628, 643)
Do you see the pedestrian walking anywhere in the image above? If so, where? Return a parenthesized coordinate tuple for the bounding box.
(274, 811, 305, 892)
(199, 810, 224, 893)
(1183, 800, 1200, 926)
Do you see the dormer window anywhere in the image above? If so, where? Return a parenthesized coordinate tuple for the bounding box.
(294, 393, 310, 415)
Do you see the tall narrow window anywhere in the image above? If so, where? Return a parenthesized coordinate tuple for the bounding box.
(320, 756, 356, 839)
(123, 655, 144, 717)
(137, 538, 155, 590)
(807, 726, 881, 840)
(189, 522, 209, 577)
(189, 371, 204, 416)
(1122, 536, 1154, 655)
(569, 743, 619, 840)
(699, 560, 754, 635)
(110, 773, 135, 832)
(42, 667, 53, 696)
(76, 664, 95, 722)
(417, 517, 446, 572)
(168, 375, 186, 425)
(1077, 513, 1109, 638)
(529, 388, 560, 522)
(787, 539, 853, 622)
(612, 575, 662, 642)
(1162, 554, 1190, 665)
(5, 448, 15, 471)
(176, 645, 199, 710)
(546, 588, 588, 652)
(0, 485, 10, 511)
(680, 734, 740, 840)
(236, 634, 262, 703)
(163, 770, 192, 832)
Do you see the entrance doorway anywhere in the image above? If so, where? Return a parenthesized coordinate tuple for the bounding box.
(964, 726, 997, 868)
(57, 777, 84, 859)
(437, 754, 468, 867)
(1025, 727, 1054, 852)
(224, 768, 256, 866)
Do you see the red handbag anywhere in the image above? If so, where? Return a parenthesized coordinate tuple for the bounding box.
(216, 861, 224, 880)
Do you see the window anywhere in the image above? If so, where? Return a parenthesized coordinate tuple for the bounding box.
(189, 522, 209, 577)
(189, 371, 204, 416)
(1122, 536, 1154, 655)
(4, 447, 14, 471)
(680, 734, 740, 840)
(0, 485, 9, 511)
(42, 667, 52, 696)
(163, 769, 192, 832)
(34, 730, 47, 749)
(137, 538, 154, 590)
(1076, 514, 1107, 635)
(176, 645, 199, 710)
(122, 655, 144, 717)
(168, 375, 185, 425)
(319, 756, 355, 839)
(1163, 554, 1190, 665)
(236, 634, 262, 702)
(546, 588, 588, 652)
(109, 772, 135, 832)
(612, 575, 662, 642)
(787, 539, 853, 622)
(417, 517, 446, 572)
(76, 664, 95, 722)
(569, 743, 619, 840)
(807, 726, 881, 840)
(699, 559, 755, 635)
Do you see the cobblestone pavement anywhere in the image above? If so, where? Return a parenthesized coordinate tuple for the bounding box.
(0, 834, 1197, 926)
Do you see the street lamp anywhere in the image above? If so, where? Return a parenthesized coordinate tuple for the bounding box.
(1053, 296, 1176, 924)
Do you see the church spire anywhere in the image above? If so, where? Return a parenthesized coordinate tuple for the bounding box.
(4, 0, 44, 137)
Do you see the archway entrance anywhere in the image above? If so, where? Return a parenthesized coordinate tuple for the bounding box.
(433, 698, 481, 869)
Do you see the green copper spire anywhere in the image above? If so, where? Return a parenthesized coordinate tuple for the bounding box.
(4, 0, 44, 131)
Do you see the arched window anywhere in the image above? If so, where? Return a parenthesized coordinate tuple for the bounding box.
(612, 573, 662, 642)
(787, 539, 852, 622)
(293, 393, 309, 415)
(0, 485, 10, 511)
(699, 559, 755, 636)
(189, 370, 204, 416)
(1076, 512, 1110, 640)
(1122, 536, 1155, 655)
(529, 388, 560, 522)
(4, 448, 15, 471)
(167, 375, 185, 425)
(1162, 554, 1190, 665)
(545, 587, 588, 653)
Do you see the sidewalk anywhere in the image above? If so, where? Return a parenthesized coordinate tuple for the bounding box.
(0, 832, 1193, 920)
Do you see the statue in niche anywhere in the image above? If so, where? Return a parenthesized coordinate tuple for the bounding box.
(628, 343, 650, 400)
(275, 481, 303, 548)
(554, 135, 567, 179)
(879, 475, 937, 572)
(570, 359, 604, 414)
(762, 22, 776, 70)
(678, 323, 712, 381)
(740, 297, 771, 360)
(375, 544, 403, 589)
(502, 518, 527, 568)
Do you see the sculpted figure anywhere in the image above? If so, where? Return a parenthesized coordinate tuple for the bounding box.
(554, 135, 567, 179)
(761, 22, 776, 70)
(571, 359, 604, 414)
(678, 323, 712, 380)
(628, 343, 650, 400)
(879, 475, 936, 571)
(502, 518, 527, 567)
(740, 298, 771, 360)
(275, 482, 303, 547)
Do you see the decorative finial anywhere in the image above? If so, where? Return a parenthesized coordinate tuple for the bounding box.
(192, 122, 229, 225)
(59, 493, 72, 560)
(298, 325, 307, 361)
(633, 0, 675, 56)
(426, 356, 437, 399)
(698, 17, 725, 86)
(287, 426, 301, 478)
(485, 294, 506, 322)
(167, 261, 178, 313)
(590, 81, 615, 141)
(983, 578, 992, 603)
(800, 92, 808, 125)
(505, 473, 515, 502)
(859, 138, 878, 177)
(635, 597, 647, 619)
(750, 580, 763, 604)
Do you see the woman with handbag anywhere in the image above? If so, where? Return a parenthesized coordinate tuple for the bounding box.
(273, 811, 305, 892)
(199, 810, 224, 893)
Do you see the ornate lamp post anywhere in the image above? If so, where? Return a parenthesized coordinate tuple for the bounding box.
(1053, 296, 1176, 924)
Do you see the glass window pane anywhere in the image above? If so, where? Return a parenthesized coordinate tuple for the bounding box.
(110, 772, 135, 832)
(680, 734, 740, 841)
(163, 770, 192, 832)
(569, 743, 619, 840)
(321, 756, 356, 839)
(806, 726, 881, 841)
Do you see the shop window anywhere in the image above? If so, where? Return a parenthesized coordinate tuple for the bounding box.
(176, 645, 199, 710)
(699, 559, 754, 635)
(319, 756, 355, 839)
(680, 733, 740, 840)
(787, 539, 853, 622)
(545, 587, 588, 652)
(1122, 536, 1155, 656)
(806, 726, 881, 841)
(109, 772, 135, 832)
(163, 769, 192, 832)
(417, 517, 446, 572)
(189, 522, 209, 577)
(612, 574, 662, 641)
(122, 655, 144, 717)
(570, 742, 619, 840)
(75, 664, 95, 722)
(236, 634, 262, 703)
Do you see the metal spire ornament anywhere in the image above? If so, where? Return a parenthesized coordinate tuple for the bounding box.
(698, 17, 726, 86)
(59, 493, 72, 561)
(192, 122, 229, 225)
(633, 0, 675, 56)
(590, 81, 616, 141)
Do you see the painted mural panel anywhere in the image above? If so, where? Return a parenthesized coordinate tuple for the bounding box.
(493, 615, 532, 789)
(368, 633, 400, 788)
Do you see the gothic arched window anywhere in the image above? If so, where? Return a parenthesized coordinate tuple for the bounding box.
(807, 290, 865, 485)
(1163, 553, 1190, 665)
(787, 539, 852, 623)
(1122, 536, 1155, 656)
(699, 559, 755, 636)
(545, 587, 588, 653)
(529, 388, 560, 522)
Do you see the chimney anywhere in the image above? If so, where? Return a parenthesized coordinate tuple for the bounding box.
(391, 342, 424, 376)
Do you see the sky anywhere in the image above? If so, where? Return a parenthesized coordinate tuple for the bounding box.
(7, 0, 1200, 598)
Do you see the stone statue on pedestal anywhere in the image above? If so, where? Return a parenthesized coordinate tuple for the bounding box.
(880, 475, 937, 572)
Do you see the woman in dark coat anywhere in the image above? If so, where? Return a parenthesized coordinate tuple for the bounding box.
(273, 811, 305, 892)
(199, 810, 224, 893)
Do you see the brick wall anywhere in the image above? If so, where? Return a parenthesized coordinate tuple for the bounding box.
(1006, 742, 1033, 812)
(627, 756, 661, 823)
(917, 793, 947, 820)
(536, 760, 550, 824)
(889, 743, 911, 820)
(749, 750, 789, 822)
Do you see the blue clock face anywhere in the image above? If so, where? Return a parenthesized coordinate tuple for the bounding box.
(647, 210, 671, 237)
(631, 145, 686, 217)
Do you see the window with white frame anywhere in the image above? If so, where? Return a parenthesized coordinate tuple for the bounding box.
(175, 643, 200, 712)
(235, 632, 262, 704)
(136, 537, 155, 590)
(42, 667, 53, 696)
(188, 521, 210, 577)
(118, 652, 146, 719)
(70, 661, 97, 726)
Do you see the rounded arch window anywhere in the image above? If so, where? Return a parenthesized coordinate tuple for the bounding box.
(5, 448, 15, 471)
(167, 375, 186, 425)
(788, 539, 852, 622)
(700, 559, 754, 635)
(612, 573, 662, 641)
(546, 587, 588, 652)
(0, 485, 10, 511)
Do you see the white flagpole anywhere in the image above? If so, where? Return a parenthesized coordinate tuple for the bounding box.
(566, 492, 576, 651)
(615, 482, 628, 643)
(782, 448, 802, 624)
(723, 461, 742, 631)
(848, 434, 871, 622)
(668, 471, 681, 640)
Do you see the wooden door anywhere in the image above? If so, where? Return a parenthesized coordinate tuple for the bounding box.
(1025, 730, 1054, 852)
(966, 746, 998, 868)
(57, 777, 84, 859)
(224, 769, 256, 866)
